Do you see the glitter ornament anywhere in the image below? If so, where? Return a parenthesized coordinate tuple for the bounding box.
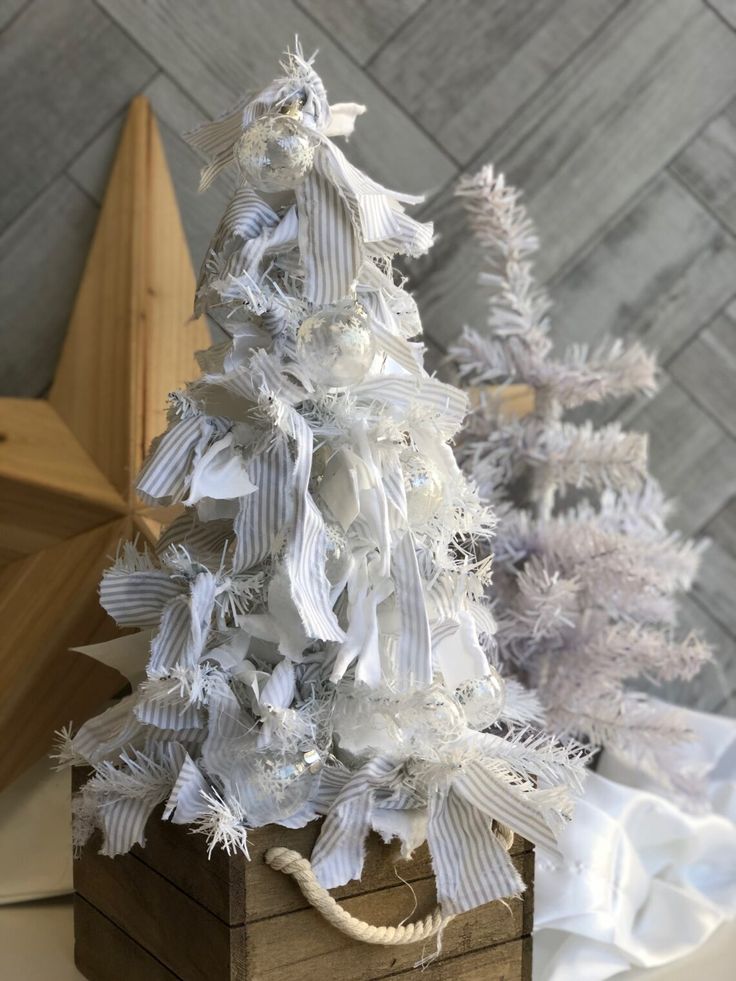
(235, 114, 316, 192)
(404, 462, 443, 525)
(296, 302, 375, 387)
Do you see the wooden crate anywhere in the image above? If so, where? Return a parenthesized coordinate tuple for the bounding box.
(73, 790, 534, 980)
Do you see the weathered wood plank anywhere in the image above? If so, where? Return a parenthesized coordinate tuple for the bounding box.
(370, 0, 624, 163)
(75, 845, 246, 981)
(413, 0, 736, 349)
(549, 174, 736, 363)
(705, 496, 736, 559)
(672, 98, 736, 235)
(621, 379, 736, 537)
(0, 0, 26, 31)
(299, 0, 426, 65)
(126, 798, 531, 924)
(0, 176, 98, 397)
(75, 895, 179, 981)
(389, 935, 532, 980)
(669, 311, 736, 439)
(692, 537, 736, 640)
(245, 851, 534, 981)
(96, 0, 456, 197)
(0, 0, 155, 228)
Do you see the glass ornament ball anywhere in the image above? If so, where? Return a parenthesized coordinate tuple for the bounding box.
(234, 115, 316, 193)
(296, 303, 375, 388)
(404, 464, 443, 525)
(455, 671, 506, 729)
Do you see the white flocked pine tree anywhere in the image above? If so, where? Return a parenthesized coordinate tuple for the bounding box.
(450, 165, 711, 794)
(58, 48, 586, 919)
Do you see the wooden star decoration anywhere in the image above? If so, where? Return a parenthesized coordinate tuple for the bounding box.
(0, 98, 210, 789)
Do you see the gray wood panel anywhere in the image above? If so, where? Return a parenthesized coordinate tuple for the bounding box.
(297, 0, 426, 65)
(706, 497, 736, 557)
(669, 311, 736, 439)
(549, 174, 736, 363)
(708, 0, 736, 29)
(96, 0, 456, 197)
(671, 97, 736, 235)
(370, 0, 623, 164)
(69, 73, 235, 272)
(0, 0, 156, 228)
(0, 176, 97, 396)
(622, 379, 736, 536)
(411, 0, 736, 351)
(0, 0, 27, 30)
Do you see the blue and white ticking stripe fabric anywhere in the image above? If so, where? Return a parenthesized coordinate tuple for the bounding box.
(391, 531, 432, 689)
(148, 573, 217, 676)
(277, 404, 344, 643)
(427, 785, 524, 915)
(137, 415, 230, 506)
(234, 437, 291, 572)
(100, 569, 184, 628)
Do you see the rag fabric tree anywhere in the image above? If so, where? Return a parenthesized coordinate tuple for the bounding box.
(450, 166, 710, 792)
(59, 49, 586, 917)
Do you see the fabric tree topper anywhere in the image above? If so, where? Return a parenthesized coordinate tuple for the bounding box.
(450, 166, 711, 796)
(59, 47, 586, 918)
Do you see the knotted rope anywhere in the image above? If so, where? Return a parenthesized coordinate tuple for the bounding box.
(264, 822, 514, 946)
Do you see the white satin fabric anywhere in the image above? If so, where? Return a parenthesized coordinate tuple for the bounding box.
(534, 707, 736, 980)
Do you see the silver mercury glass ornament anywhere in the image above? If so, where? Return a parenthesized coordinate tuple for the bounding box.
(234, 103, 316, 193)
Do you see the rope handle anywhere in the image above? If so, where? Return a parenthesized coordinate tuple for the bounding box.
(264, 822, 514, 947)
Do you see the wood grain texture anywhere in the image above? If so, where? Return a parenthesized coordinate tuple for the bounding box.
(669, 311, 736, 438)
(0, 0, 155, 228)
(127, 800, 531, 925)
(0, 176, 98, 398)
(0, 520, 131, 788)
(412, 0, 736, 350)
(299, 0, 427, 65)
(50, 96, 210, 498)
(672, 98, 736, 235)
(370, 0, 623, 163)
(97, 0, 456, 197)
(69, 73, 236, 278)
(75, 826, 532, 981)
(75, 895, 179, 981)
(549, 174, 736, 362)
(0, 98, 210, 787)
(622, 379, 736, 537)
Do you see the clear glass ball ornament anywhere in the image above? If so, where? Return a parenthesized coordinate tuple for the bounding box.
(401, 687, 466, 751)
(455, 670, 506, 729)
(234, 114, 316, 193)
(227, 748, 322, 826)
(296, 302, 375, 388)
(324, 522, 351, 584)
(404, 462, 443, 525)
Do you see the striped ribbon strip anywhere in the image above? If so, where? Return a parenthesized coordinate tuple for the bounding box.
(100, 570, 184, 628)
(277, 404, 344, 643)
(148, 572, 217, 676)
(233, 437, 291, 571)
(391, 531, 432, 690)
(310, 757, 399, 889)
(427, 786, 524, 915)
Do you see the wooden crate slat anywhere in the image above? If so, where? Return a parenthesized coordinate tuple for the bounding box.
(387, 935, 532, 980)
(75, 844, 246, 981)
(74, 896, 180, 981)
(123, 797, 530, 924)
(232, 852, 533, 981)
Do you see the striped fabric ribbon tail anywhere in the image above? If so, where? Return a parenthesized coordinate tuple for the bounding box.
(277, 405, 344, 643)
(427, 786, 524, 916)
(391, 531, 432, 690)
(233, 437, 292, 571)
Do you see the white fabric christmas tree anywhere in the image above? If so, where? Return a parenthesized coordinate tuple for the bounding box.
(61, 48, 585, 917)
